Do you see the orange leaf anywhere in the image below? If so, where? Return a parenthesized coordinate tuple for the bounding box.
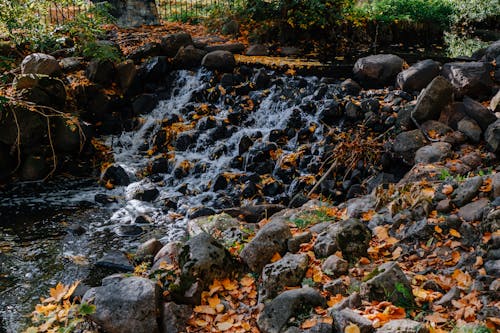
(221, 278, 238, 291)
(442, 184, 454, 195)
(240, 275, 254, 287)
(194, 305, 216, 315)
(345, 323, 361, 333)
(270, 252, 282, 263)
(208, 295, 220, 309)
(361, 210, 375, 222)
(49, 282, 68, 303)
(434, 225, 442, 234)
(449, 229, 461, 238)
(217, 321, 234, 331)
(301, 318, 317, 329)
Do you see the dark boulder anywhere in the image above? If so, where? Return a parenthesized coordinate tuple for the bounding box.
(172, 45, 207, 69)
(485, 119, 500, 153)
(392, 129, 428, 164)
(86, 59, 115, 87)
(14, 74, 67, 109)
(442, 62, 493, 99)
(201, 50, 236, 72)
(353, 54, 404, 87)
(127, 42, 161, 62)
(246, 44, 269, 56)
(462, 96, 496, 131)
(101, 164, 130, 186)
(411, 76, 454, 123)
(396, 59, 440, 92)
(161, 32, 193, 57)
(132, 93, 159, 115)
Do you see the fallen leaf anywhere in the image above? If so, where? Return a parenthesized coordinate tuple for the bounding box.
(217, 321, 234, 331)
(240, 275, 254, 287)
(449, 229, 461, 238)
(221, 278, 238, 291)
(194, 305, 216, 315)
(345, 323, 361, 333)
(441, 184, 454, 195)
(208, 295, 220, 309)
(301, 318, 317, 329)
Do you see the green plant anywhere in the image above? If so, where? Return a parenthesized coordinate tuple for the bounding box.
(392, 282, 415, 310)
(354, 0, 454, 27)
(444, 32, 489, 57)
(450, 325, 493, 333)
(439, 168, 452, 181)
(290, 207, 336, 229)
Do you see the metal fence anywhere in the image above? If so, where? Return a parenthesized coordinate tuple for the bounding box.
(41, 0, 230, 25)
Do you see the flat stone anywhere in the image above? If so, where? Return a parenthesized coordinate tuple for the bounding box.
(452, 176, 483, 207)
(458, 198, 490, 222)
(376, 319, 429, 333)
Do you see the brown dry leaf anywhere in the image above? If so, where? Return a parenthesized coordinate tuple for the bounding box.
(449, 229, 461, 238)
(194, 305, 217, 315)
(451, 251, 461, 264)
(425, 312, 449, 323)
(63, 281, 80, 300)
(359, 257, 370, 265)
(473, 256, 483, 268)
(345, 323, 361, 333)
(392, 247, 403, 259)
(452, 269, 472, 288)
(434, 225, 443, 234)
(49, 282, 68, 303)
(217, 321, 234, 331)
(442, 184, 454, 195)
(327, 294, 344, 307)
(240, 275, 255, 287)
(361, 210, 375, 222)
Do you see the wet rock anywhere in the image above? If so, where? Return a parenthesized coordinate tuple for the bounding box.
(96, 251, 134, 272)
(86, 59, 115, 87)
(179, 232, 233, 285)
(313, 218, 371, 260)
(332, 308, 373, 333)
(411, 76, 454, 123)
(442, 62, 493, 99)
(458, 198, 490, 222)
(53, 116, 83, 153)
(414, 142, 452, 164)
(173, 45, 207, 69)
(246, 44, 269, 56)
(254, 69, 271, 89)
(135, 238, 163, 262)
(21, 53, 61, 76)
(175, 132, 195, 151)
(322, 254, 348, 277)
(150, 157, 171, 174)
(346, 195, 376, 218)
(260, 253, 309, 300)
(393, 129, 428, 164)
(132, 93, 158, 115)
(458, 117, 482, 143)
(345, 101, 363, 120)
(187, 213, 240, 238)
(318, 100, 342, 124)
(85, 277, 160, 333)
(240, 218, 292, 272)
(341, 78, 362, 95)
(360, 98, 380, 113)
(397, 59, 440, 92)
(360, 261, 414, 305)
(187, 207, 216, 219)
(102, 164, 130, 186)
(201, 51, 236, 72)
(161, 32, 193, 57)
(353, 54, 404, 87)
(463, 96, 497, 131)
(127, 42, 161, 61)
(161, 302, 192, 333)
(485, 119, 500, 153)
(257, 287, 325, 333)
(452, 176, 482, 207)
(95, 193, 117, 205)
(376, 319, 429, 333)
(138, 56, 169, 83)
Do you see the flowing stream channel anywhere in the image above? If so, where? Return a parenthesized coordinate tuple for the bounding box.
(0, 68, 346, 332)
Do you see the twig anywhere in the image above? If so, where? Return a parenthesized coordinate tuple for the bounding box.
(307, 159, 339, 198)
(43, 116, 57, 181)
(9, 107, 22, 174)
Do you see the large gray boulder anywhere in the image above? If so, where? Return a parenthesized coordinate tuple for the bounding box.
(260, 253, 309, 300)
(396, 59, 440, 92)
(442, 62, 493, 99)
(201, 50, 236, 72)
(483, 39, 500, 61)
(452, 176, 483, 207)
(485, 119, 500, 153)
(411, 76, 454, 123)
(414, 142, 452, 164)
(313, 218, 371, 260)
(239, 218, 292, 273)
(21, 53, 61, 76)
(178, 232, 234, 285)
(353, 54, 404, 87)
(84, 277, 160, 333)
(257, 287, 325, 333)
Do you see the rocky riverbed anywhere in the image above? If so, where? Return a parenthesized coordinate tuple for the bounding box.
(1, 29, 499, 333)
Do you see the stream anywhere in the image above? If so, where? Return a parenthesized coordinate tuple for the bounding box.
(0, 68, 356, 332)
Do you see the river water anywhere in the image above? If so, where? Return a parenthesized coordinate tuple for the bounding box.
(0, 68, 345, 332)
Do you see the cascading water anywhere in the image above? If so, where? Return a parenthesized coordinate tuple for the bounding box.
(0, 67, 349, 331)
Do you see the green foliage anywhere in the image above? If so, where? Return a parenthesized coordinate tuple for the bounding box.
(451, 325, 493, 333)
(0, 0, 115, 58)
(444, 32, 489, 57)
(290, 207, 335, 229)
(449, 0, 500, 27)
(354, 0, 454, 27)
(81, 41, 122, 62)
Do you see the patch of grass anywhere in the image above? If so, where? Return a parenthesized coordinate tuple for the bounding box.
(290, 207, 336, 229)
(444, 32, 490, 57)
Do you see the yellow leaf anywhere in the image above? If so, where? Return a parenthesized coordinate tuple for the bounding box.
(208, 295, 220, 309)
(240, 275, 254, 287)
(215, 303, 225, 313)
(434, 225, 442, 234)
(50, 282, 68, 303)
(64, 281, 80, 300)
(221, 278, 238, 291)
(442, 184, 454, 195)
(194, 319, 208, 327)
(345, 323, 360, 333)
(449, 229, 461, 238)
